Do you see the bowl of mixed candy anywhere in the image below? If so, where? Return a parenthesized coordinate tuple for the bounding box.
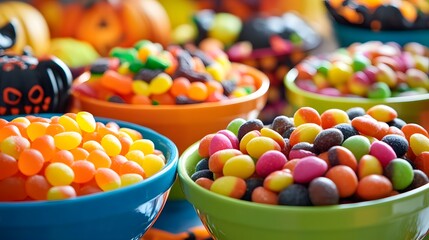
(0, 112, 178, 240)
(324, 0, 429, 46)
(72, 40, 270, 154)
(284, 41, 429, 131)
(178, 104, 429, 240)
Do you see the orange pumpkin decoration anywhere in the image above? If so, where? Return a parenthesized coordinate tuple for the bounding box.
(0, 1, 50, 57)
(32, 0, 171, 56)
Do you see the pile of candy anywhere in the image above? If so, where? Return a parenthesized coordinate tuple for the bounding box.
(325, 0, 429, 30)
(191, 104, 429, 206)
(0, 112, 166, 201)
(294, 41, 429, 99)
(72, 40, 260, 105)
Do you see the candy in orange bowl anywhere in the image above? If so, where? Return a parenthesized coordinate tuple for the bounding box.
(71, 41, 270, 154)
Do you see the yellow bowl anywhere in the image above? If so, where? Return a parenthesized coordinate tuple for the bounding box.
(284, 68, 429, 131)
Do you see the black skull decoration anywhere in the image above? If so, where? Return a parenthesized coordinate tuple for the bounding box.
(0, 21, 72, 115)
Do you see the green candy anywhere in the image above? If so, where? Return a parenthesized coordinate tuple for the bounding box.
(342, 135, 371, 161)
(385, 158, 414, 190)
(368, 82, 392, 99)
(226, 118, 246, 137)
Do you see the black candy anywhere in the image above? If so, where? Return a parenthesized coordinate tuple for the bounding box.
(271, 115, 295, 136)
(334, 123, 359, 140)
(237, 119, 265, 140)
(195, 158, 209, 172)
(242, 178, 264, 201)
(308, 177, 339, 206)
(278, 184, 312, 206)
(191, 169, 214, 182)
(381, 134, 409, 158)
(346, 107, 366, 120)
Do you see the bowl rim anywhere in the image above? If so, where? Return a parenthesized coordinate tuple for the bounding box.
(178, 142, 429, 212)
(284, 68, 429, 104)
(72, 63, 270, 111)
(0, 114, 179, 208)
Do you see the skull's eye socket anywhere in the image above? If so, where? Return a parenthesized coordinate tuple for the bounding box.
(28, 85, 44, 105)
(3, 87, 22, 105)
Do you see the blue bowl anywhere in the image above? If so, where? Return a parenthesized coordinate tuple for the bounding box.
(332, 21, 429, 47)
(0, 114, 179, 240)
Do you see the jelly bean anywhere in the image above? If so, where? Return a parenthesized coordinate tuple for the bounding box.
(209, 149, 242, 173)
(251, 186, 278, 205)
(327, 146, 358, 171)
(18, 149, 44, 176)
(293, 156, 328, 184)
(0, 175, 27, 201)
(313, 128, 344, 154)
(149, 73, 173, 95)
(242, 177, 264, 201)
(320, 109, 350, 129)
(308, 177, 339, 206)
(198, 133, 215, 158)
(76, 111, 96, 133)
(217, 129, 239, 150)
(195, 177, 214, 190)
(278, 184, 312, 206)
(58, 115, 81, 133)
(256, 150, 287, 178)
(401, 123, 429, 142)
(45, 162, 75, 186)
(191, 169, 214, 182)
(239, 130, 261, 154)
(71, 160, 96, 184)
(283, 159, 299, 173)
(209, 133, 234, 156)
(346, 107, 366, 120)
(95, 168, 121, 192)
(25, 175, 51, 200)
(358, 154, 383, 179)
(195, 158, 209, 172)
(51, 150, 74, 166)
(26, 122, 48, 141)
(237, 119, 264, 140)
(31, 135, 56, 161)
(376, 62, 397, 88)
(187, 81, 208, 101)
(263, 170, 293, 192)
(334, 123, 359, 140)
(368, 82, 392, 99)
(100, 134, 122, 157)
(414, 152, 429, 176)
(369, 140, 397, 167)
(0, 152, 18, 180)
(327, 61, 353, 86)
(410, 133, 429, 156)
(120, 173, 144, 187)
(223, 155, 255, 179)
(0, 125, 21, 142)
(293, 107, 322, 127)
(351, 116, 383, 138)
(289, 123, 323, 146)
(356, 174, 392, 201)
(226, 118, 246, 137)
(83, 140, 104, 153)
(87, 149, 112, 169)
(325, 165, 358, 198)
(403, 169, 429, 191)
(366, 105, 398, 122)
(271, 115, 294, 137)
(381, 134, 409, 158)
(342, 135, 371, 160)
(47, 185, 76, 200)
(125, 150, 145, 166)
(110, 155, 128, 174)
(0, 135, 30, 159)
(260, 127, 286, 150)
(210, 176, 246, 199)
(140, 154, 165, 177)
(54, 131, 82, 150)
(45, 123, 65, 136)
(130, 139, 155, 155)
(246, 136, 281, 159)
(384, 158, 414, 190)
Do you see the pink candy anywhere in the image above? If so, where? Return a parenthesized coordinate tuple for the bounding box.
(369, 141, 397, 168)
(293, 156, 328, 183)
(256, 150, 288, 178)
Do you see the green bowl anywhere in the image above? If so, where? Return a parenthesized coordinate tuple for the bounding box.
(178, 142, 429, 240)
(284, 68, 429, 131)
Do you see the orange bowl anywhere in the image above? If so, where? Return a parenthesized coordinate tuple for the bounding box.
(72, 63, 269, 154)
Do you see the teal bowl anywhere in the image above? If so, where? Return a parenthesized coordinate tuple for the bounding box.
(332, 21, 429, 47)
(0, 114, 179, 240)
(178, 142, 429, 240)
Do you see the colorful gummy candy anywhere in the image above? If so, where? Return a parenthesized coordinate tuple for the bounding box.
(191, 104, 429, 206)
(294, 41, 429, 99)
(0, 112, 166, 201)
(72, 40, 260, 105)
